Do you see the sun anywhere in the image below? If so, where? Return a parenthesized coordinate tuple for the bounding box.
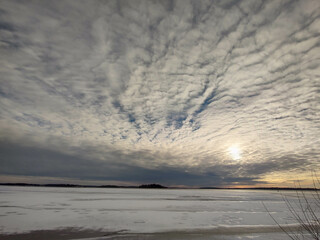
(228, 146, 241, 160)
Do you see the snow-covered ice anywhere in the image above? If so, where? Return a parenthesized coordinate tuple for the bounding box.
(0, 186, 318, 239)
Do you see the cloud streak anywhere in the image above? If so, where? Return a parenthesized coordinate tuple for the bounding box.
(0, 0, 319, 186)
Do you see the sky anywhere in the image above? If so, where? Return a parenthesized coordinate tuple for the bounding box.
(0, 0, 319, 187)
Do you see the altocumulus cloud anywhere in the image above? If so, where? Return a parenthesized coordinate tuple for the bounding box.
(0, 0, 319, 187)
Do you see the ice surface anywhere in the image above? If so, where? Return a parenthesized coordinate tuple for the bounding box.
(0, 186, 318, 239)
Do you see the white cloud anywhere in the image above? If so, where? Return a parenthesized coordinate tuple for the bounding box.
(0, 0, 319, 186)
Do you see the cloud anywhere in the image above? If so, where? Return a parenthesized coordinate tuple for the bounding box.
(0, 0, 319, 186)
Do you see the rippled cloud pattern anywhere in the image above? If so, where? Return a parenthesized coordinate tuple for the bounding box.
(0, 0, 319, 186)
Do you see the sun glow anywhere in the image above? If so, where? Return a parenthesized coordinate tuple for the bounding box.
(228, 146, 241, 160)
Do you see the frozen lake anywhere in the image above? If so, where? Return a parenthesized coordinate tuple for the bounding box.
(0, 186, 318, 239)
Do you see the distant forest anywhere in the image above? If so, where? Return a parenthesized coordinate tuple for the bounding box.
(0, 183, 318, 191)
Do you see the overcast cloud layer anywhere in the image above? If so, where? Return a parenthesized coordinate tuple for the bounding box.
(0, 0, 319, 187)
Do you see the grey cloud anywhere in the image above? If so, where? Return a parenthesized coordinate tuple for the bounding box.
(0, 139, 261, 186)
(1, 132, 318, 186)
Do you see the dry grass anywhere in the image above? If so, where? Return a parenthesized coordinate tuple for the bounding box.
(264, 173, 320, 240)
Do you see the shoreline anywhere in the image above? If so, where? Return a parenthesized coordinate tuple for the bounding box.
(0, 228, 121, 240)
(0, 183, 318, 191)
(0, 225, 305, 240)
